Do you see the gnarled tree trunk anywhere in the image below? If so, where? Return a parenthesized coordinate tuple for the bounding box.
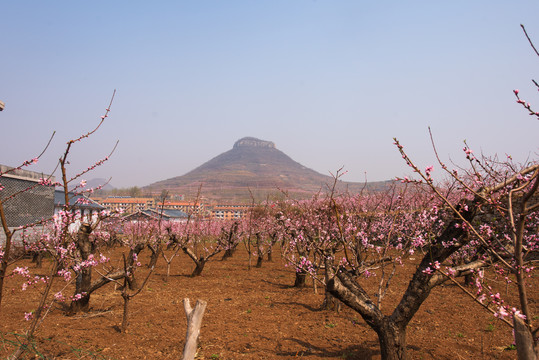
(221, 247, 235, 260)
(191, 260, 206, 277)
(70, 223, 128, 313)
(182, 246, 207, 277)
(147, 243, 161, 268)
(70, 224, 93, 313)
(325, 206, 477, 360)
(376, 319, 407, 360)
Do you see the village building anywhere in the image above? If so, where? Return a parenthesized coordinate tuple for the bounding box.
(122, 208, 189, 222)
(0, 165, 55, 227)
(0, 164, 55, 244)
(93, 196, 253, 221)
(97, 197, 155, 214)
(209, 204, 252, 220)
(54, 190, 105, 220)
(155, 200, 204, 215)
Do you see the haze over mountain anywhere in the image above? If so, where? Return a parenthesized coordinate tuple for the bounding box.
(86, 178, 115, 191)
(145, 137, 391, 202)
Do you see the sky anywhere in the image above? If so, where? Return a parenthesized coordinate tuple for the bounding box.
(1, 1, 538, 190)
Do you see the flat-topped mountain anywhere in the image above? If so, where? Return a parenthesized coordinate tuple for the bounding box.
(145, 137, 391, 202)
(233, 137, 276, 149)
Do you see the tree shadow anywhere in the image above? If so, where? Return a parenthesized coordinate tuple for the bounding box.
(260, 279, 295, 289)
(272, 300, 322, 312)
(153, 272, 191, 278)
(276, 337, 380, 359)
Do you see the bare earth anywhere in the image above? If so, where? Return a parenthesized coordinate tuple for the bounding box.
(0, 247, 532, 359)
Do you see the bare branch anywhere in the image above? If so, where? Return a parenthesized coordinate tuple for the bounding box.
(521, 24, 539, 57)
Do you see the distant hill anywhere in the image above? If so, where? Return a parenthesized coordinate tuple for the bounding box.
(145, 137, 392, 202)
(85, 178, 115, 191)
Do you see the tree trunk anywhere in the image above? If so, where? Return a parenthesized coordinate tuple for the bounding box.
(221, 222, 239, 261)
(32, 252, 43, 268)
(376, 319, 408, 360)
(255, 233, 263, 268)
(221, 248, 234, 260)
(109, 234, 119, 248)
(191, 259, 206, 277)
(0, 222, 14, 313)
(126, 243, 145, 289)
(267, 246, 273, 262)
(321, 263, 340, 311)
(463, 273, 473, 287)
(147, 244, 161, 268)
(121, 292, 130, 333)
(71, 268, 92, 312)
(183, 247, 207, 277)
(70, 224, 93, 313)
(513, 316, 539, 360)
(321, 291, 341, 312)
(326, 271, 408, 359)
(294, 270, 307, 288)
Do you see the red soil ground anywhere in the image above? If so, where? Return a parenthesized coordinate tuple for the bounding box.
(0, 246, 535, 359)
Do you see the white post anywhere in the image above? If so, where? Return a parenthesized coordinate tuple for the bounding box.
(181, 298, 207, 360)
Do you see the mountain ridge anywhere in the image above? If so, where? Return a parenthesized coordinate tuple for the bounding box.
(145, 137, 391, 202)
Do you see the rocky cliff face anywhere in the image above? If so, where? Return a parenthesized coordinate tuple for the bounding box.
(233, 137, 276, 149)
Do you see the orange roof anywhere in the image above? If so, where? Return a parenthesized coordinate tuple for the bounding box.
(157, 201, 200, 206)
(102, 197, 153, 204)
(212, 205, 251, 211)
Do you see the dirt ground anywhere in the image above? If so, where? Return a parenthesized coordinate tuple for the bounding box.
(0, 246, 534, 359)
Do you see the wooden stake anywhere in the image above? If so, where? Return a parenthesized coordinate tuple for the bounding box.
(182, 298, 207, 360)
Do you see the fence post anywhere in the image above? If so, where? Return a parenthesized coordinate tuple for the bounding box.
(181, 298, 207, 360)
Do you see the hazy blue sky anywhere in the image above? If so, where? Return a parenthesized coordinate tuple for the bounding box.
(1, 1, 538, 189)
